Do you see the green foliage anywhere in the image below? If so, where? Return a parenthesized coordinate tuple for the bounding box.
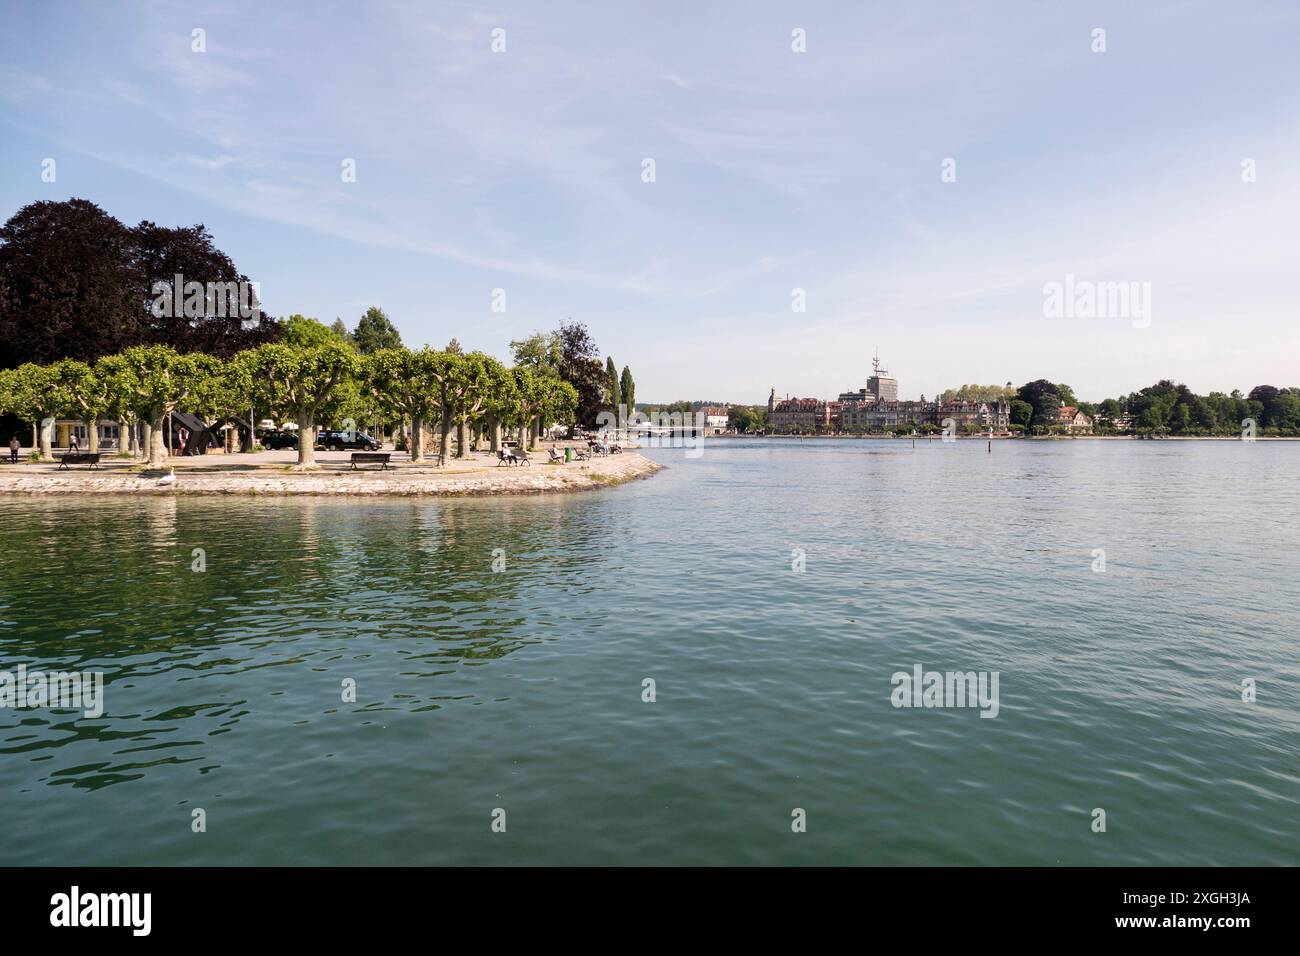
(510, 332, 561, 373)
(352, 307, 403, 354)
(0, 198, 277, 368)
(1015, 380, 1074, 428)
(728, 405, 763, 433)
(620, 366, 635, 412)
(280, 314, 351, 349)
(939, 384, 1015, 403)
(606, 356, 619, 410)
(239, 341, 359, 424)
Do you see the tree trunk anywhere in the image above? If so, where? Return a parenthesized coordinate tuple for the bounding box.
(148, 414, 167, 468)
(409, 415, 424, 463)
(489, 417, 501, 453)
(438, 419, 451, 466)
(296, 413, 316, 467)
(118, 419, 129, 456)
(39, 418, 53, 460)
(87, 420, 100, 454)
(141, 422, 152, 461)
(457, 420, 470, 458)
(529, 416, 541, 450)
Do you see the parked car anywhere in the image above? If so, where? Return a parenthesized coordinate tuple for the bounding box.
(260, 431, 299, 450)
(316, 430, 382, 451)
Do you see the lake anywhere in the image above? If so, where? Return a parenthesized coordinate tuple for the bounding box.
(1, 438, 1296, 865)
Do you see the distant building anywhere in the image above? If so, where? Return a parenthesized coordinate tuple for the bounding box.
(867, 353, 898, 402)
(767, 388, 830, 430)
(1058, 405, 1093, 434)
(778, 354, 1010, 434)
(700, 405, 730, 435)
(936, 399, 1011, 433)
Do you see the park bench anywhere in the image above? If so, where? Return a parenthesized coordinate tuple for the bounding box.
(349, 452, 391, 471)
(58, 453, 100, 470)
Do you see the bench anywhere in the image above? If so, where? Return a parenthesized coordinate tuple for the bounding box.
(58, 453, 100, 470)
(350, 452, 391, 470)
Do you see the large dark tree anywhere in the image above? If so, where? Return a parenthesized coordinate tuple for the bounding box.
(0, 199, 142, 369)
(1015, 379, 1076, 429)
(0, 198, 278, 369)
(556, 321, 606, 426)
(134, 220, 276, 357)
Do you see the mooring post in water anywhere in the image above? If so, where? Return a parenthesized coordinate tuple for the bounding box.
(988, 440, 991, 453)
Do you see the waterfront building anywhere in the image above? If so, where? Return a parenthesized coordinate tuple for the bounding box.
(935, 398, 1011, 432)
(1058, 405, 1093, 434)
(777, 354, 1011, 434)
(767, 389, 831, 430)
(700, 405, 730, 435)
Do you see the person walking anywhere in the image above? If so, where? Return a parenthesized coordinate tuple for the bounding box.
(8, 436, 19, 464)
(178, 426, 190, 457)
(68, 432, 80, 454)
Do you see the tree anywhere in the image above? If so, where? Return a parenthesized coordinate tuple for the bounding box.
(605, 356, 619, 412)
(506, 367, 577, 449)
(281, 314, 350, 349)
(363, 348, 445, 463)
(134, 219, 276, 357)
(555, 322, 606, 426)
(1009, 400, 1033, 429)
(620, 366, 635, 415)
(103, 345, 218, 467)
(510, 331, 561, 373)
(49, 359, 111, 453)
(330, 318, 351, 341)
(0, 363, 62, 458)
(0, 199, 142, 369)
(0, 199, 278, 369)
(1015, 380, 1074, 430)
(728, 406, 756, 433)
(239, 341, 359, 468)
(442, 352, 509, 459)
(545, 378, 580, 434)
(352, 307, 402, 354)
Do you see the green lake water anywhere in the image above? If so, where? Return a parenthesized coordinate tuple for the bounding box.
(1, 439, 1296, 865)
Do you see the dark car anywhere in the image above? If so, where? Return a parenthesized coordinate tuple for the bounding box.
(260, 431, 299, 450)
(316, 430, 381, 452)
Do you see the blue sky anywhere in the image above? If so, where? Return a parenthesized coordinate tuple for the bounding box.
(2, 0, 1298, 402)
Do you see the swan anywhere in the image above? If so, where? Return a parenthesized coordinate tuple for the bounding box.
(158, 467, 176, 487)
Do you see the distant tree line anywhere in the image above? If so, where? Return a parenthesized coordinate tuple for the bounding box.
(1010, 378, 1298, 436)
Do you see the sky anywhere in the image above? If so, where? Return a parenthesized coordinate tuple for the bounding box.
(2, 0, 1299, 403)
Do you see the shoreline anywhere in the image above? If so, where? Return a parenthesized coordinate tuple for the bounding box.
(0, 451, 663, 497)
(709, 434, 1299, 441)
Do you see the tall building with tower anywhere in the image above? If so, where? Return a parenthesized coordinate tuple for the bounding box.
(867, 352, 898, 402)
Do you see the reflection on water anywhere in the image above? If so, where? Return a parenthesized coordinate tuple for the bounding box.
(1, 440, 1298, 865)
